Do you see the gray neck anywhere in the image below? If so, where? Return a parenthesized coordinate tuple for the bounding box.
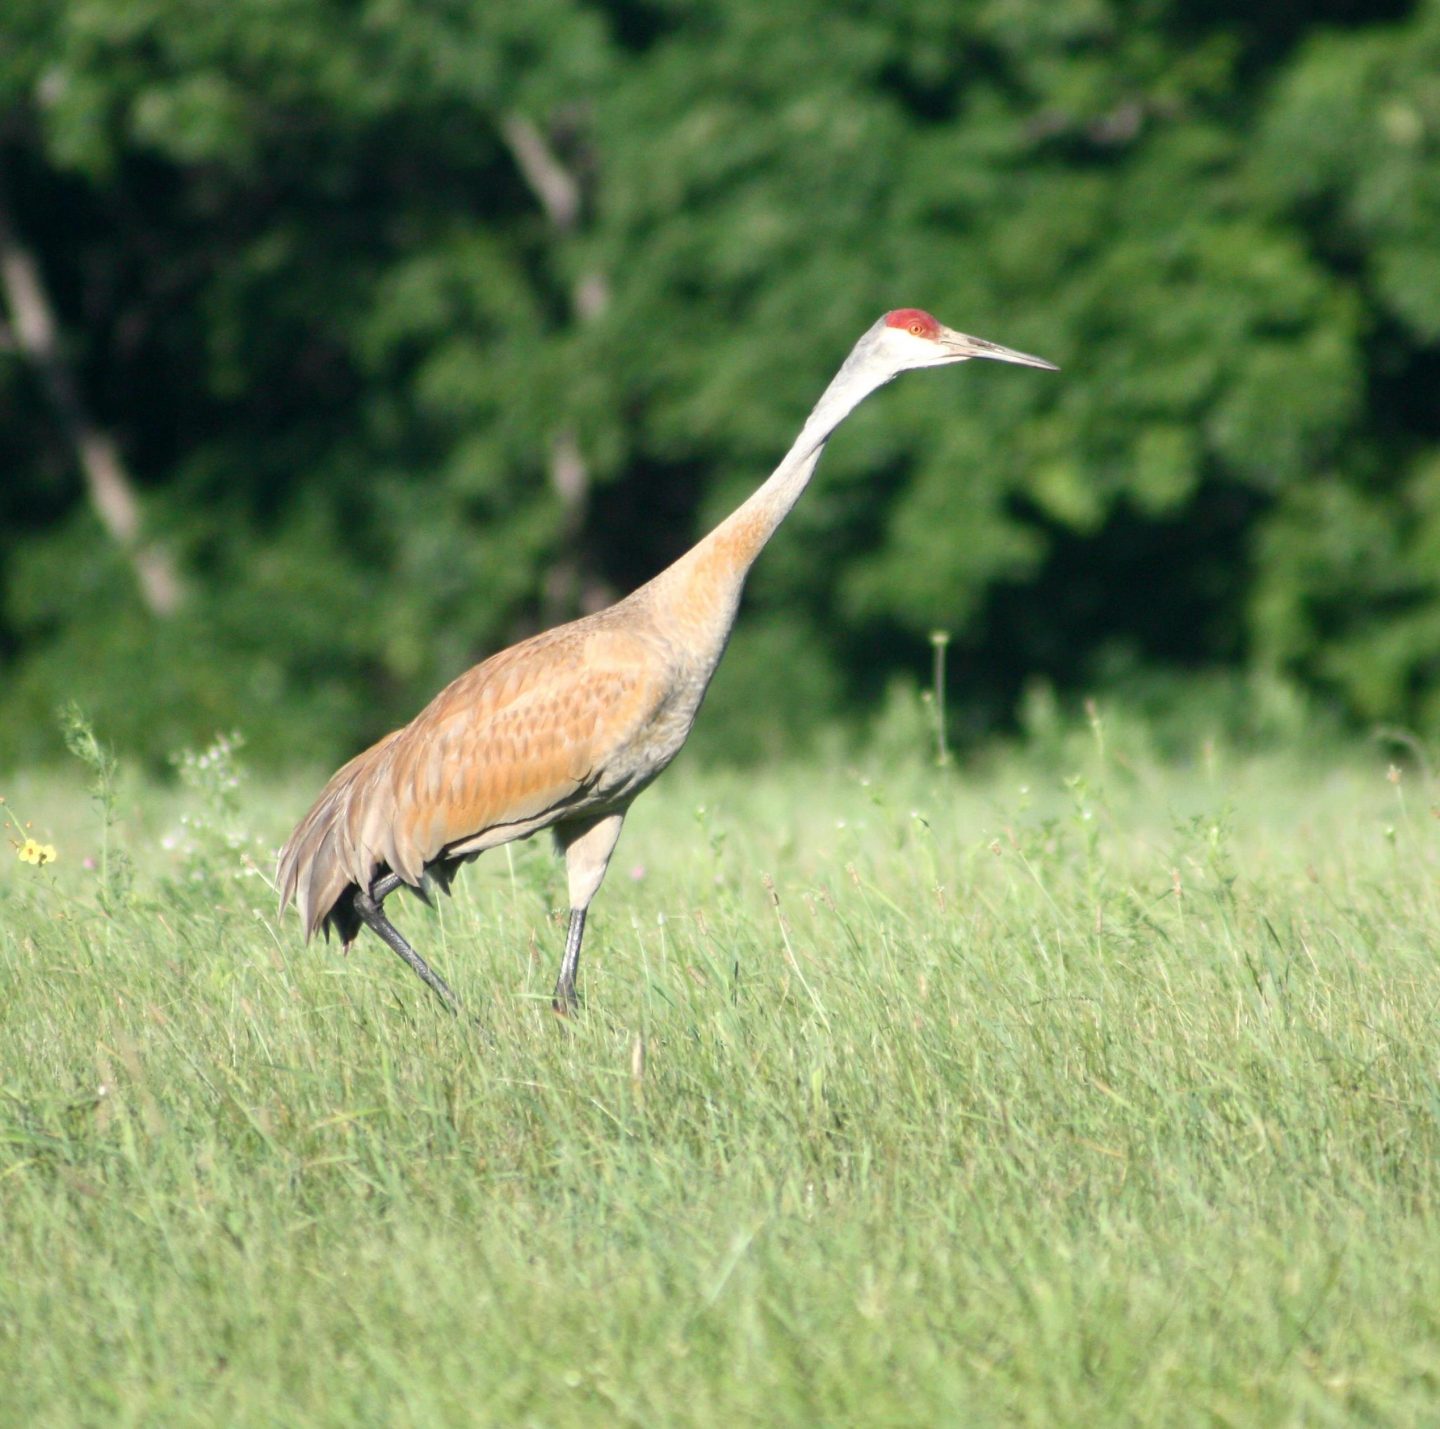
(685, 336, 894, 579)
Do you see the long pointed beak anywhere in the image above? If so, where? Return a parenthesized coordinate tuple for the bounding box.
(939, 326, 1059, 371)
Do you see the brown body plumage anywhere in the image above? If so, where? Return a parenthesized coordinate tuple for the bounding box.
(277, 310, 1056, 1011)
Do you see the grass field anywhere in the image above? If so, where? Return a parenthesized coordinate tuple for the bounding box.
(3, 710, 1440, 1424)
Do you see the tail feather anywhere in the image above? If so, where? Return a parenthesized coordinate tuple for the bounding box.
(276, 731, 406, 940)
(299, 821, 348, 939)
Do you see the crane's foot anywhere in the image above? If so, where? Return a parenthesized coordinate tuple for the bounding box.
(352, 885, 461, 1014)
(551, 907, 587, 1016)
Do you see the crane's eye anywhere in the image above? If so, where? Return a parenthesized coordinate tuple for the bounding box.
(908, 321, 926, 337)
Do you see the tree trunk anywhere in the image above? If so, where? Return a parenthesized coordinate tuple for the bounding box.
(500, 112, 612, 621)
(0, 188, 184, 616)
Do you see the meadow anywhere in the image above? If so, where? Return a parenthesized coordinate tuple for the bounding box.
(3, 706, 1439, 1424)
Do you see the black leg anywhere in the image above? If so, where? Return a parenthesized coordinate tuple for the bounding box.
(370, 870, 405, 901)
(353, 885, 460, 1013)
(552, 907, 587, 1013)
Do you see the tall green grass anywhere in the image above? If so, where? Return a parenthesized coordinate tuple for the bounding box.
(3, 712, 1439, 1423)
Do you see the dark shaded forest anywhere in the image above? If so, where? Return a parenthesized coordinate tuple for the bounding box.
(3, 0, 1439, 767)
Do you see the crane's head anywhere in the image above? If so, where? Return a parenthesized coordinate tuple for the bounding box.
(877, 308, 1058, 374)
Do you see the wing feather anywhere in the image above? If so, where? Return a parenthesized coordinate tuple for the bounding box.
(276, 618, 669, 939)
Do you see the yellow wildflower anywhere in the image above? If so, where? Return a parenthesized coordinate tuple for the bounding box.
(17, 838, 57, 866)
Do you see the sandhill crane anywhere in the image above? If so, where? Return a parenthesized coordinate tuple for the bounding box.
(277, 309, 1056, 1012)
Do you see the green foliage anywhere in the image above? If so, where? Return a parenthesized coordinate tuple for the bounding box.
(4, 730, 1440, 1418)
(1246, 1, 1440, 722)
(1, 0, 1439, 767)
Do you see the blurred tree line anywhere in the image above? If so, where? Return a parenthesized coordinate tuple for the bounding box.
(2, 0, 1438, 768)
